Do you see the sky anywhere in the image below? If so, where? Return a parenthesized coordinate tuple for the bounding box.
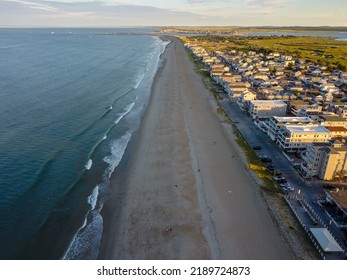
(0, 0, 346, 27)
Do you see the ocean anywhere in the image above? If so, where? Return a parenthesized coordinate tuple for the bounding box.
(0, 28, 167, 259)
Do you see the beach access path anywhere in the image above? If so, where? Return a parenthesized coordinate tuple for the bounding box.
(98, 36, 293, 259)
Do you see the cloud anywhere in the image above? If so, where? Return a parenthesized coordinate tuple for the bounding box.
(1, 0, 223, 26)
(244, 0, 285, 9)
(185, 0, 214, 4)
(8, 0, 58, 12)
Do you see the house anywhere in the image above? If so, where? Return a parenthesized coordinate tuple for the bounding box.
(227, 82, 249, 99)
(331, 103, 347, 119)
(277, 125, 331, 152)
(298, 104, 323, 117)
(248, 100, 287, 119)
(236, 90, 257, 110)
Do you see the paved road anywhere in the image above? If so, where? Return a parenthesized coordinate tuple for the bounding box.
(218, 96, 347, 259)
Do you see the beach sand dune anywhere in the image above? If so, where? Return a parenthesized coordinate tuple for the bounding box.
(98, 36, 293, 260)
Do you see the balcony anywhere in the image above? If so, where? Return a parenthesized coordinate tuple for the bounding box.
(300, 162, 318, 178)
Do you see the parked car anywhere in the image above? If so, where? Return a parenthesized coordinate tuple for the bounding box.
(267, 165, 275, 171)
(283, 186, 294, 191)
(261, 157, 272, 163)
(277, 178, 287, 184)
(280, 183, 293, 191)
(253, 146, 261, 150)
(275, 176, 286, 181)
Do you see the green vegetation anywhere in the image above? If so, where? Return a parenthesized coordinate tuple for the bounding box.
(181, 35, 347, 71)
(249, 36, 347, 70)
(164, 26, 347, 36)
(232, 124, 278, 192)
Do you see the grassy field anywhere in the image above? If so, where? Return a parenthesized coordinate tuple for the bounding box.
(249, 36, 347, 70)
(180, 35, 347, 70)
(163, 26, 347, 35)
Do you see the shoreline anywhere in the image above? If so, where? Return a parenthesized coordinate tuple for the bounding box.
(98, 35, 293, 259)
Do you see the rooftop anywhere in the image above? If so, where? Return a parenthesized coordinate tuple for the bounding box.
(250, 100, 286, 105)
(328, 188, 347, 212)
(285, 125, 331, 133)
(274, 116, 314, 123)
(326, 126, 347, 132)
(322, 115, 346, 122)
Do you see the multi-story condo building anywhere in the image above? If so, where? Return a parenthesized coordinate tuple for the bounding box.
(289, 101, 323, 117)
(301, 142, 330, 178)
(248, 100, 287, 119)
(301, 140, 347, 180)
(277, 125, 331, 152)
(266, 116, 316, 141)
(319, 115, 347, 129)
(326, 126, 347, 138)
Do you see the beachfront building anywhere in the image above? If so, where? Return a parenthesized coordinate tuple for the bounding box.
(326, 127, 347, 138)
(236, 90, 257, 110)
(318, 115, 347, 129)
(297, 104, 323, 117)
(248, 100, 287, 119)
(301, 142, 330, 178)
(227, 82, 250, 99)
(288, 101, 323, 117)
(301, 141, 347, 180)
(277, 125, 331, 152)
(265, 116, 316, 141)
(217, 75, 247, 95)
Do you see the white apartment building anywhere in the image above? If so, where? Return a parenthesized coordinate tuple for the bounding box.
(266, 116, 316, 141)
(248, 100, 287, 119)
(301, 143, 330, 178)
(277, 125, 331, 152)
(301, 141, 347, 180)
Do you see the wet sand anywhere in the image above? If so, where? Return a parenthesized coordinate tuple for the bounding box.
(98, 36, 293, 259)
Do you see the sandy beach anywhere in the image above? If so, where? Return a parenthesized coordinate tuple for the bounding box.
(98, 36, 293, 260)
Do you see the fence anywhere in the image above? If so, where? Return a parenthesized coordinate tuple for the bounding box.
(285, 195, 346, 259)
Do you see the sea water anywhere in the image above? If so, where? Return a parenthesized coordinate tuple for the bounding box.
(0, 28, 167, 259)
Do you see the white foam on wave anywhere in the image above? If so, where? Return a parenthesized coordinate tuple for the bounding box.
(134, 72, 145, 89)
(103, 132, 132, 179)
(85, 159, 92, 170)
(114, 102, 135, 124)
(62, 211, 103, 260)
(81, 217, 87, 229)
(87, 185, 99, 211)
(63, 36, 168, 260)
